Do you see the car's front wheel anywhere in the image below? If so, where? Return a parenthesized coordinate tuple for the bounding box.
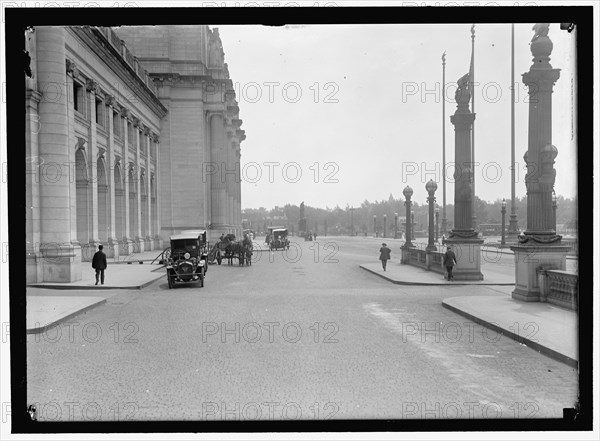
(167, 273, 174, 289)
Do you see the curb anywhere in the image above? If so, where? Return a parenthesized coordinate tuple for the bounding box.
(359, 265, 515, 286)
(441, 300, 578, 368)
(27, 298, 107, 334)
(27, 271, 165, 291)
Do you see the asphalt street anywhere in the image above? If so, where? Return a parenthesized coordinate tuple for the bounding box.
(26, 236, 578, 421)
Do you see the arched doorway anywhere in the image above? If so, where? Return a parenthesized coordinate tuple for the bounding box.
(128, 164, 138, 243)
(151, 173, 157, 245)
(114, 161, 124, 241)
(140, 171, 147, 240)
(75, 149, 90, 258)
(97, 156, 109, 243)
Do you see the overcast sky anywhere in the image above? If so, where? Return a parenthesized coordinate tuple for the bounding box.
(217, 23, 577, 210)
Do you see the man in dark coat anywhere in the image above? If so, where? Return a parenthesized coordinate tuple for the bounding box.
(92, 244, 107, 285)
(379, 243, 391, 271)
(443, 245, 457, 281)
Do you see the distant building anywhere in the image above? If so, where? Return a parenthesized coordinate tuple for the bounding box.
(26, 26, 245, 283)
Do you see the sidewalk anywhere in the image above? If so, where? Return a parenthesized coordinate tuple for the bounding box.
(27, 261, 165, 290)
(359, 261, 514, 285)
(26, 263, 166, 333)
(360, 261, 578, 367)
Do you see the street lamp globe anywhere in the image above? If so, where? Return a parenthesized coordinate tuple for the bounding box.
(403, 185, 413, 199)
(425, 179, 438, 194)
(501, 198, 507, 209)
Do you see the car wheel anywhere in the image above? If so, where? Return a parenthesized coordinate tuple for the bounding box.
(199, 272, 204, 288)
(167, 274, 174, 289)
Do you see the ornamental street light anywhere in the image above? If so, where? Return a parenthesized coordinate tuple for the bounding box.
(383, 214, 387, 238)
(552, 190, 558, 232)
(373, 215, 377, 238)
(411, 209, 415, 241)
(435, 205, 440, 243)
(402, 186, 414, 248)
(501, 198, 507, 247)
(426, 179, 438, 252)
(394, 212, 398, 239)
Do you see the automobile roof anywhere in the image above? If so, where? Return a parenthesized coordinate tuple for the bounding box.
(180, 230, 206, 236)
(272, 228, 288, 233)
(170, 233, 203, 240)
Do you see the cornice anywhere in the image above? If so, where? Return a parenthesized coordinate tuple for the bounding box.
(70, 27, 167, 119)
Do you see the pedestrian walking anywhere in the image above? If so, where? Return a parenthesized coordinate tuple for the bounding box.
(443, 245, 457, 281)
(92, 244, 107, 285)
(379, 242, 391, 271)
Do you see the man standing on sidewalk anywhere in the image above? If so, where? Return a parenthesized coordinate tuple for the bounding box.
(92, 244, 107, 285)
(379, 243, 391, 271)
(443, 245, 457, 281)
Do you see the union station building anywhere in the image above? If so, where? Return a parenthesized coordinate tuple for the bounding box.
(25, 26, 245, 283)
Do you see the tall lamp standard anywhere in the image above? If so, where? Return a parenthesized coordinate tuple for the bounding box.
(411, 209, 415, 241)
(435, 206, 440, 243)
(394, 212, 398, 239)
(402, 186, 414, 248)
(373, 215, 377, 238)
(552, 191, 558, 232)
(426, 179, 438, 252)
(383, 214, 387, 239)
(500, 198, 507, 247)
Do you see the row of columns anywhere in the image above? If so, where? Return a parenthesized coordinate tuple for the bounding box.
(27, 26, 162, 282)
(207, 110, 244, 241)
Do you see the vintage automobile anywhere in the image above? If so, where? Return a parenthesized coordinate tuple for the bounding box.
(166, 231, 208, 289)
(269, 227, 290, 250)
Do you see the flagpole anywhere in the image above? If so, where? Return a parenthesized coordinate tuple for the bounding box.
(471, 24, 477, 230)
(507, 23, 519, 241)
(441, 51, 447, 236)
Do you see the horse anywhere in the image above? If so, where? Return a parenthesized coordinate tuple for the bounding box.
(224, 241, 245, 266)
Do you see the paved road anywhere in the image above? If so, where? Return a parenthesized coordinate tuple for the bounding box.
(27, 237, 578, 421)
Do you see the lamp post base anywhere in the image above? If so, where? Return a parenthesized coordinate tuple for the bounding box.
(444, 236, 484, 281)
(510, 242, 570, 302)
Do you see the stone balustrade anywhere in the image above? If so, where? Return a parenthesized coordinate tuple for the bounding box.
(401, 246, 445, 275)
(538, 269, 578, 311)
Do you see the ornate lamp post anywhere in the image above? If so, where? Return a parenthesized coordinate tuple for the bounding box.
(411, 209, 415, 241)
(552, 191, 557, 232)
(435, 206, 440, 243)
(402, 186, 414, 248)
(501, 198, 507, 247)
(383, 214, 387, 238)
(373, 215, 377, 238)
(426, 179, 438, 252)
(394, 212, 398, 239)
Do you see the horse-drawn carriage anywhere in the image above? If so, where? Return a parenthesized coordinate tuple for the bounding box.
(267, 227, 290, 250)
(208, 233, 253, 266)
(165, 230, 208, 289)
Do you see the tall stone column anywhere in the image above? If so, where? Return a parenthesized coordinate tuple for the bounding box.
(446, 70, 483, 280)
(122, 111, 131, 254)
(209, 113, 227, 241)
(132, 118, 144, 253)
(105, 95, 119, 260)
(36, 27, 81, 282)
(86, 79, 100, 255)
(511, 24, 570, 302)
(152, 133, 163, 250)
(143, 128, 153, 251)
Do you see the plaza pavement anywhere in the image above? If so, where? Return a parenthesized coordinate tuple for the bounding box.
(27, 260, 166, 334)
(25, 238, 578, 367)
(359, 259, 578, 367)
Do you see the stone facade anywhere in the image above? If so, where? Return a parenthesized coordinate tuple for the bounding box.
(116, 26, 245, 243)
(25, 25, 244, 283)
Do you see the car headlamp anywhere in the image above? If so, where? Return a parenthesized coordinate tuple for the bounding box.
(184, 252, 191, 259)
